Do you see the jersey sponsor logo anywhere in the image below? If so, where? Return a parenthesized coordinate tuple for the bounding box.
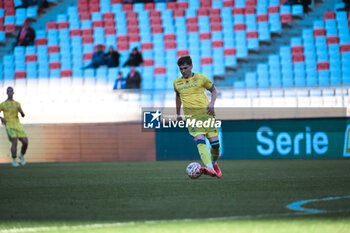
(177, 84, 198, 91)
(143, 110, 161, 129)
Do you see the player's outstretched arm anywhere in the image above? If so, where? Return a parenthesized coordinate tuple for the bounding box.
(0, 116, 6, 125)
(175, 92, 182, 121)
(18, 107, 25, 118)
(207, 86, 218, 115)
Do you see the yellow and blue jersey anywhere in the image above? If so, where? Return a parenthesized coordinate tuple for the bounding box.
(0, 100, 22, 128)
(173, 73, 214, 119)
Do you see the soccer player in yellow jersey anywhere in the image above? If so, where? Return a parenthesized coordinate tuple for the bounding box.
(174, 56, 222, 178)
(0, 87, 28, 167)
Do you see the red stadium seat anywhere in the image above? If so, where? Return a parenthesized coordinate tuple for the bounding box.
(105, 28, 116, 36)
(154, 67, 166, 76)
(5, 8, 15, 17)
(247, 31, 259, 39)
(223, 0, 234, 8)
(313, 29, 326, 37)
(201, 57, 213, 65)
(317, 62, 330, 71)
(117, 43, 129, 52)
(150, 18, 162, 26)
(257, 15, 269, 23)
(326, 36, 339, 45)
(83, 53, 92, 61)
(211, 24, 222, 32)
(212, 41, 224, 48)
(200, 0, 211, 8)
(209, 9, 221, 17)
(70, 29, 81, 37)
(233, 8, 245, 16)
(151, 26, 163, 34)
(340, 44, 350, 53)
(82, 29, 93, 37)
(197, 8, 208, 17)
(200, 32, 211, 41)
(5, 25, 15, 34)
(128, 26, 140, 34)
(177, 2, 189, 10)
(78, 5, 89, 14)
(82, 37, 93, 44)
(103, 12, 115, 21)
(210, 16, 222, 24)
(46, 22, 57, 31)
(117, 35, 128, 43)
(324, 12, 336, 21)
(164, 34, 176, 41)
(127, 18, 139, 27)
(173, 10, 185, 18)
(292, 55, 305, 63)
(25, 55, 37, 63)
(245, 7, 256, 15)
(291, 46, 304, 55)
(268, 6, 280, 14)
(89, 4, 100, 13)
(129, 35, 140, 43)
(141, 43, 153, 51)
(224, 48, 236, 56)
(111, 0, 122, 4)
(58, 22, 69, 30)
(187, 24, 199, 33)
(177, 50, 189, 58)
(246, 0, 257, 7)
(142, 59, 154, 67)
(48, 45, 60, 54)
(79, 13, 91, 21)
(122, 4, 133, 12)
(104, 21, 116, 28)
(150, 11, 161, 19)
(49, 62, 61, 70)
(61, 70, 73, 78)
(166, 2, 177, 10)
(281, 14, 292, 24)
(165, 42, 176, 50)
(186, 17, 198, 25)
(144, 3, 155, 11)
(92, 20, 104, 28)
(234, 23, 246, 32)
(15, 71, 26, 79)
(126, 12, 138, 19)
(36, 38, 48, 46)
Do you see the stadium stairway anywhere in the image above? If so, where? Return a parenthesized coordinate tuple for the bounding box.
(215, 0, 340, 87)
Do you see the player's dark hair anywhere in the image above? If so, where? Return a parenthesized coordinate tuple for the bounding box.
(177, 56, 192, 66)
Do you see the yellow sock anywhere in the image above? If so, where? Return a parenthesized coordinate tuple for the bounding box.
(211, 147, 220, 163)
(197, 143, 213, 167)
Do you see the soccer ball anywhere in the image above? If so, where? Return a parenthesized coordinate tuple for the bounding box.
(186, 162, 202, 179)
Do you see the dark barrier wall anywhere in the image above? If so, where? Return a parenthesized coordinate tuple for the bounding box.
(155, 118, 350, 160)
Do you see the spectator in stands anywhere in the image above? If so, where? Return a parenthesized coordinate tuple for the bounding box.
(123, 47, 143, 67)
(12, 19, 35, 50)
(126, 67, 142, 89)
(105, 46, 120, 68)
(84, 44, 106, 69)
(113, 72, 127, 90)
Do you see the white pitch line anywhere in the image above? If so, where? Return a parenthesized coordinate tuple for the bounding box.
(1, 209, 350, 233)
(287, 195, 350, 214)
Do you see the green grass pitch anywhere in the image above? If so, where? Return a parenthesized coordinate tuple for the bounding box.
(0, 160, 349, 233)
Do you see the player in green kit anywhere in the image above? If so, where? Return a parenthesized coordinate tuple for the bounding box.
(174, 56, 222, 178)
(0, 87, 28, 167)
